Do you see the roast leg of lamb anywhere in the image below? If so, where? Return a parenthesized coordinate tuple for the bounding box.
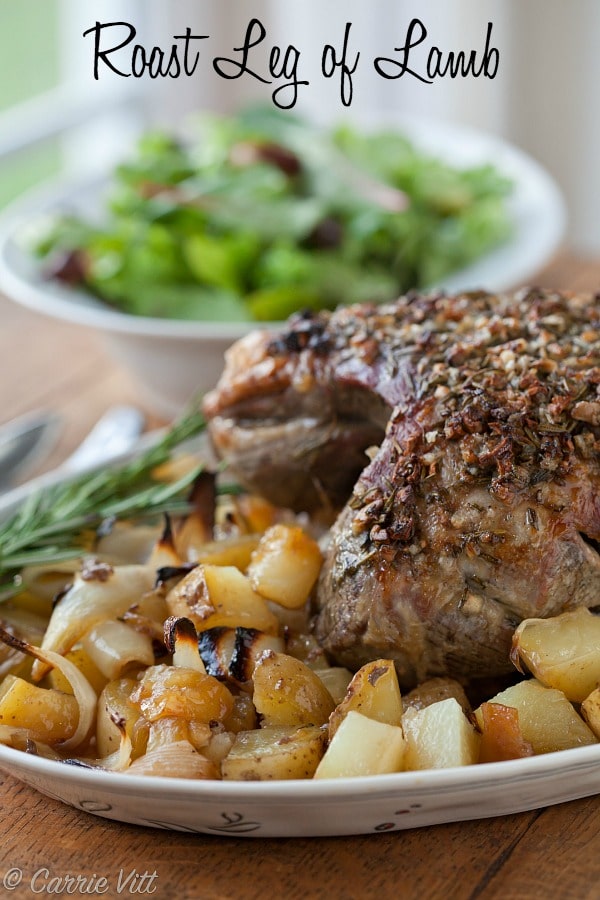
(203, 289, 600, 688)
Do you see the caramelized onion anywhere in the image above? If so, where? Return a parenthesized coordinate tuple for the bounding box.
(163, 616, 206, 673)
(82, 620, 155, 680)
(127, 740, 218, 779)
(0, 626, 96, 751)
(0, 724, 61, 759)
(32, 565, 155, 679)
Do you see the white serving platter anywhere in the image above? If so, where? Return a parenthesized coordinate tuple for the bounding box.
(1, 437, 599, 838)
(1, 739, 600, 837)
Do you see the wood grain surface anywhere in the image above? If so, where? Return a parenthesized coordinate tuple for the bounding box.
(1, 253, 600, 900)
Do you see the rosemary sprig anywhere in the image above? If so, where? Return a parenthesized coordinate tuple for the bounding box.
(0, 408, 209, 598)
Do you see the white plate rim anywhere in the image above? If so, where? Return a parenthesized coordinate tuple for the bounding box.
(2, 738, 600, 800)
(1, 734, 600, 838)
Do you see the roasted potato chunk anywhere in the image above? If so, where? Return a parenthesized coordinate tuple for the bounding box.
(314, 667, 353, 705)
(166, 565, 279, 635)
(253, 652, 335, 727)
(192, 535, 261, 570)
(315, 711, 405, 778)
(474, 680, 596, 754)
(581, 688, 600, 739)
(0, 675, 78, 745)
(247, 524, 322, 609)
(512, 609, 600, 703)
(222, 724, 327, 780)
(329, 659, 403, 739)
(478, 702, 534, 763)
(233, 495, 280, 534)
(403, 698, 480, 770)
(403, 677, 471, 716)
(223, 692, 258, 734)
(285, 632, 329, 670)
(48, 646, 108, 696)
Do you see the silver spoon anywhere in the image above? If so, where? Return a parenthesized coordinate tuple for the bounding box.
(61, 405, 146, 474)
(0, 405, 145, 489)
(0, 410, 61, 489)
(0, 405, 147, 518)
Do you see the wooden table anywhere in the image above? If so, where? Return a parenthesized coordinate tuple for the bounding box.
(1, 254, 600, 900)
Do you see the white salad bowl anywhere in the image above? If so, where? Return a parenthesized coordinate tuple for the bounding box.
(0, 114, 565, 417)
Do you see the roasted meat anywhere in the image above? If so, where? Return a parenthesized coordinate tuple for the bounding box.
(204, 289, 600, 687)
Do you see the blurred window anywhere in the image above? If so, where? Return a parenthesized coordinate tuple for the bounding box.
(0, 1, 61, 207)
(0, 0, 148, 209)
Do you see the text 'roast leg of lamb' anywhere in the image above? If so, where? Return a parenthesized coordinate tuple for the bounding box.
(204, 289, 600, 688)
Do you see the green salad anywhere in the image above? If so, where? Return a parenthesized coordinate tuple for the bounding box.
(34, 107, 514, 322)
